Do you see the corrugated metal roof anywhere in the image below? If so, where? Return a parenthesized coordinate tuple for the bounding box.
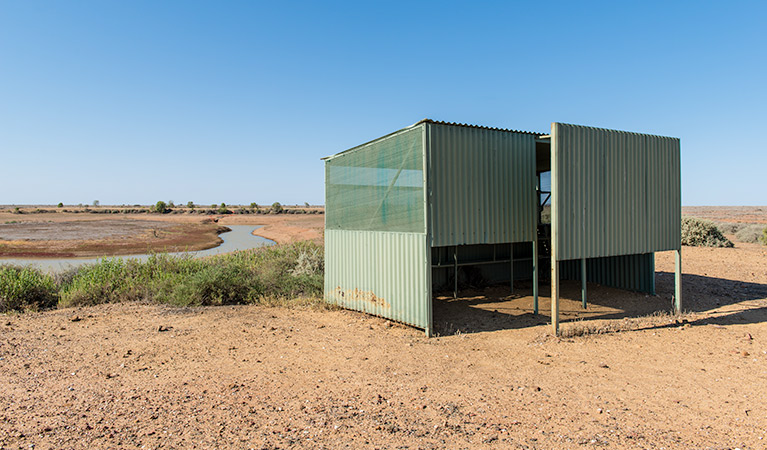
(322, 119, 544, 161)
(415, 119, 544, 136)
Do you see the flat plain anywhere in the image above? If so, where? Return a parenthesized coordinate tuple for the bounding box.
(0, 207, 766, 449)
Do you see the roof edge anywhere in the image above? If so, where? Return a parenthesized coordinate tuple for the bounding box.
(321, 119, 545, 161)
(415, 118, 543, 136)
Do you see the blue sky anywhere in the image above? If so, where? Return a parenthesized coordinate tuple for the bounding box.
(1, 1, 764, 206)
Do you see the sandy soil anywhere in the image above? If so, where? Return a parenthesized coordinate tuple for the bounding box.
(1, 212, 766, 448)
(218, 215, 323, 244)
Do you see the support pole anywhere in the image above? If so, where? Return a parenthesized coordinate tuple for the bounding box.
(581, 258, 587, 309)
(532, 239, 539, 315)
(510, 243, 514, 294)
(674, 249, 682, 314)
(453, 247, 458, 299)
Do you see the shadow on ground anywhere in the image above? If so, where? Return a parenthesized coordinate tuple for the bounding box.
(432, 273, 767, 336)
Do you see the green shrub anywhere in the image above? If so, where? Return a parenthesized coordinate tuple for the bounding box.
(153, 201, 168, 214)
(57, 202, 63, 208)
(681, 217, 733, 248)
(271, 202, 283, 214)
(187, 201, 195, 209)
(761, 227, 767, 246)
(59, 259, 134, 306)
(218, 203, 230, 214)
(0, 266, 58, 312)
(56, 242, 324, 309)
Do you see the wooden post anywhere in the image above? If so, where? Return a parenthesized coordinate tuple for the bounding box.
(581, 258, 587, 309)
(674, 249, 682, 313)
(550, 122, 559, 335)
(551, 259, 559, 334)
(532, 240, 539, 314)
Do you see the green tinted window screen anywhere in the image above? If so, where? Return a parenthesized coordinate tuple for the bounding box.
(326, 126, 425, 233)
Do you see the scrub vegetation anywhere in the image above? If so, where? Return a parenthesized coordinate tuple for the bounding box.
(680, 217, 733, 248)
(716, 221, 767, 244)
(0, 242, 324, 313)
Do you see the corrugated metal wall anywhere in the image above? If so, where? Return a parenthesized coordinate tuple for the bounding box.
(428, 123, 538, 247)
(560, 253, 655, 294)
(552, 123, 681, 261)
(324, 229, 431, 331)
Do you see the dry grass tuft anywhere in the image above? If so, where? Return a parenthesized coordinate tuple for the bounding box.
(558, 311, 697, 339)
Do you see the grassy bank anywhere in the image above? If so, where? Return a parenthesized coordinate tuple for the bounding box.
(0, 242, 324, 313)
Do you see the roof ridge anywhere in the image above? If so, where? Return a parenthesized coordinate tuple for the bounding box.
(416, 118, 544, 136)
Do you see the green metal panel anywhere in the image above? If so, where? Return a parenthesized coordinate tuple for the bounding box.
(552, 123, 681, 261)
(561, 253, 655, 294)
(427, 122, 538, 247)
(325, 124, 425, 233)
(324, 229, 431, 331)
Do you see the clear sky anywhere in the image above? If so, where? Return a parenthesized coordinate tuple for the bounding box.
(1, 1, 765, 206)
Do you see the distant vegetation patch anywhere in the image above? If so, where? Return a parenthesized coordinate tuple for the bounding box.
(716, 221, 767, 245)
(681, 217, 733, 248)
(0, 242, 325, 313)
(735, 224, 767, 244)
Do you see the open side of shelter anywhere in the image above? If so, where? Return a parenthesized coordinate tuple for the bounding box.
(323, 119, 682, 335)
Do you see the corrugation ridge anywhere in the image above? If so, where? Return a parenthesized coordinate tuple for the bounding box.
(553, 123, 680, 260)
(324, 230, 429, 329)
(415, 118, 543, 136)
(430, 124, 536, 247)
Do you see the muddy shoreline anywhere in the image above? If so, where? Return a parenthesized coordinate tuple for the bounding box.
(0, 212, 323, 258)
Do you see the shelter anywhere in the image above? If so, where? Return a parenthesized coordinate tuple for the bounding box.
(322, 119, 681, 335)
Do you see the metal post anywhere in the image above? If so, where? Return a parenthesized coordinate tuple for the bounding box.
(581, 258, 587, 309)
(509, 243, 514, 293)
(532, 239, 539, 314)
(453, 246, 458, 299)
(674, 249, 682, 314)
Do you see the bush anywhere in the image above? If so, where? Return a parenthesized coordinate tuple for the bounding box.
(153, 201, 169, 214)
(0, 266, 58, 312)
(734, 224, 766, 244)
(762, 228, 767, 246)
(271, 202, 283, 214)
(716, 222, 744, 235)
(681, 217, 733, 248)
(56, 242, 324, 309)
(187, 201, 195, 209)
(57, 202, 63, 208)
(218, 203, 230, 214)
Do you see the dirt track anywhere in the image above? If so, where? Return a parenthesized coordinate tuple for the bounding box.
(2, 230, 767, 448)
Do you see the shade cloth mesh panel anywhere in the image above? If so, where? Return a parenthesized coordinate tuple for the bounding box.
(326, 127, 425, 233)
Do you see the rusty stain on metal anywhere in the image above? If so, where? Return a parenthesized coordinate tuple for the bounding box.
(332, 286, 390, 309)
